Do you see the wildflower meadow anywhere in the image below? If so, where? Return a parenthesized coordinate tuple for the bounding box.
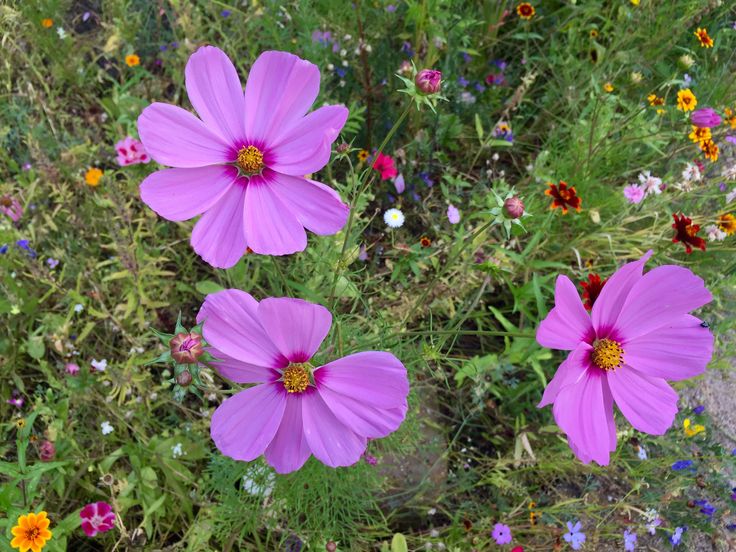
(3, 1, 736, 551)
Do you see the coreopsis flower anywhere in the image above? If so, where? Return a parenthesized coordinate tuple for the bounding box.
(492, 523, 512, 545)
(384, 207, 405, 228)
(170, 332, 204, 364)
(84, 168, 103, 186)
(138, 47, 349, 268)
(516, 3, 535, 19)
(447, 204, 460, 224)
(623, 184, 645, 204)
(357, 149, 369, 162)
(580, 273, 606, 311)
(41, 18, 53, 28)
(419, 236, 432, 248)
(683, 418, 705, 437)
(603, 82, 614, 93)
(672, 213, 706, 253)
(677, 89, 697, 112)
(688, 125, 711, 144)
(372, 152, 398, 180)
(415, 69, 442, 94)
(690, 108, 721, 128)
(718, 212, 736, 236)
(700, 139, 719, 162)
(1, 195, 23, 222)
(638, 171, 662, 196)
(545, 181, 581, 214)
(198, 290, 409, 473)
(563, 521, 586, 550)
(647, 94, 665, 107)
(537, 251, 713, 465)
(724, 108, 736, 129)
(115, 136, 150, 166)
(80, 502, 115, 537)
(11, 512, 52, 552)
(694, 28, 714, 48)
(125, 54, 140, 67)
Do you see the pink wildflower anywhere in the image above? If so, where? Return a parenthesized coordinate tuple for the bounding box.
(447, 204, 461, 224)
(415, 69, 442, 94)
(138, 47, 349, 268)
(38, 440, 56, 462)
(690, 108, 721, 128)
(371, 152, 398, 180)
(0, 195, 22, 222)
(115, 136, 150, 166)
(198, 290, 409, 474)
(623, 184, 645, 204)
(65, 363, 80, 376)
(80, 502, 115, 537)
(537, 251, 713, 465)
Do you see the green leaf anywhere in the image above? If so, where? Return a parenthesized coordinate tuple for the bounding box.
(391, 534, 408, 552)
(195, 280, 224, 296)
(27, 335, 45, 359)
(474, 113, 484, 141)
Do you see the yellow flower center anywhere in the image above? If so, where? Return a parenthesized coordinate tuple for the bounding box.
(237, 145, 264, 175)
(282, 363, 311, 393)
(591, 338, 624, 371)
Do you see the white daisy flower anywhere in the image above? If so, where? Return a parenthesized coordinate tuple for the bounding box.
(101, 421, 114, 435)
(384, 208, 405, 229)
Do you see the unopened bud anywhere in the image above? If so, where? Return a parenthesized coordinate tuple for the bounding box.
(170, 332, 204, 364)
(38, 440, 56, 462)
(503, 196, 525, 219)
(415, 69, 442, 94)
(176, 370, 193, 387)
(326, 542, 337, 552)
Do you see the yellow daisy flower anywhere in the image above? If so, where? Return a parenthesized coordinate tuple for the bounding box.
(85, 168, 103, 187)
(717, 213, 736, 236)
(125, 54, 140, 67)
(603, 82, 614, 93)
(11, 511, 53, 552)
(676, 89, 697, 112)
(357, 149, 369, 163)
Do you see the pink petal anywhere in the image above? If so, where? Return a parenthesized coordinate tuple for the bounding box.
(210, 383, 287, 461)
(607, 366, 678, 434)
(137, 102, 233, 167)
(185, 46, 246, 145)
(538, 342, 592, 408)
(268, 105, 349, 175)
(96, 502, 112, 515)
(197, 289, 286, 369)
(257, 297, 332, 362)
(552, 368, 613, 465)
(243, 176, 307, 255)
(615, 265, 712, 341)
(81, 520, 97, 537)
(207, 346, 280, 383)
(536, 275, 594, 350)
(314, 351, 409, 410)
(244, 51, 320, 144)
(269, 174, 349, 235)
(317, 385, 407, 438)
(301, 389, 367, 468)
(623, 315, 713, 381)
(264, 394, 311, 473)
(190, 180, 248, 268)
(80, 505, 95, 519)
(591, 251, 652, 335)
(140, 165, 237, 221)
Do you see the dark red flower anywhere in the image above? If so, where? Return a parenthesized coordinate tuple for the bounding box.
(420, 236, 432, 248)
(545, 181, 581, 214)
(672, 213, 706, 253)
(580, 273, 607, 311)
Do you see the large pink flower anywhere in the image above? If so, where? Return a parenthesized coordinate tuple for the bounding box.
(198, 290, 409, 474)
(536, 251, 713, 465)
(80, 501, 115, 537)
(138, 47, 349, 268)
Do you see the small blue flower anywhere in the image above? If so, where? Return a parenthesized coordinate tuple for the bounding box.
(159, 44, 167, 51)
(47, 258, 59, 269)
(462, 52, 472, 63)
(474, 82, 486, 92)
(563, 521, 586, 550)
(221, 9, 231, 17)
(670, 526, 686, 546)
(419, 172, 433, 188)
(623, 529, 637, 552)
(693, 499, 716, 517)
(457, 76, 469, 87)
(692, 405, 705, 414)
(0, 244, 7, 254)
(671, 460, 694, 471)
(335, 67, 346, 78)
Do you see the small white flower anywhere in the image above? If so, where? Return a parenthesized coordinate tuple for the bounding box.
(428, 508, 437, 516)
(327, 63, 334, 71)
(430, 529, 440, 538)
(682, 163, 702, 183)
(91, 358, 107, 371)
(74, 303, 84, 313)
(727, 187, 736, 203)
(340, 48, 347, 57)
(341, 60, 348, 67)
(491, 153, 500, 161)
(56, 27, 67, 39)
(171, 442, 184, 458)
(638, 447, 648, 460)
(459, 91, 476, 104)
(705, 224, 727, 242)
(384, 208, 405, 229)
(101, 421, 114, 435)
(638, 171, 662, 196)
(343, 34, 352, 41)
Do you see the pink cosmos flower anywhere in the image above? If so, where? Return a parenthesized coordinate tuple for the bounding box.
(115, 136, 150, 166)
(537, 251, 713, 465)
(80, 502, 115, 537)
(690, 108, 721, 128)
(623, 184, 645, 204)
(371, 152, 398, 180)
(198, 290, 409, 474)
(138, 47, 349, 268)
(0, 195, 22, 222)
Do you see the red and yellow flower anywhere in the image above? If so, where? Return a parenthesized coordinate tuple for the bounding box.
(580, 273, 607, 311)
(545, 181, 581, 214)
(516, 3, 535, 20)
(672, 213, 706, 253)
(688, 125, 711, 145)
(694, 28, 714, 48)
(699, 139, 719, 162)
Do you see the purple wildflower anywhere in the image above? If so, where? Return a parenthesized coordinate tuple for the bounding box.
(563, 521, 586, 550)
(447, 204, 460, 224)
(624, 529, 637, 551)
(491, 523, 512, 545)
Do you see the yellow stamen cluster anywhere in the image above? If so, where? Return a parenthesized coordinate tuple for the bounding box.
(282, 363, 310, 393)
(237, 145, 264, 175)
(591, 338, 624, 371)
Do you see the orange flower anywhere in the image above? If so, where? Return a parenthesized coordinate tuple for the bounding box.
(84, 168, 103, 186)
(688, 125, 711, 144)
(717, 213, 736, 236)
(41, 18, 53, 28)
(125, 54, 140, 67)
(516, 3, 535, 20)
(420, 236, 432, 248)
(694, 28, 714, 48)
(11, 511, 52, 552)
(545, 181, 581, 214)
(699, 139, 719, 162)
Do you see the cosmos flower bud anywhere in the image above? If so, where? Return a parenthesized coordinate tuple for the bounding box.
(176, 370, 193, 387)
(415, 69, 442, 94)
(325, 542, 337, 552)
(170, 332, 204, 364)
(503, 196, 525, 219)
(38, 440, 56, 462)
(690, 108, 721, 128)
